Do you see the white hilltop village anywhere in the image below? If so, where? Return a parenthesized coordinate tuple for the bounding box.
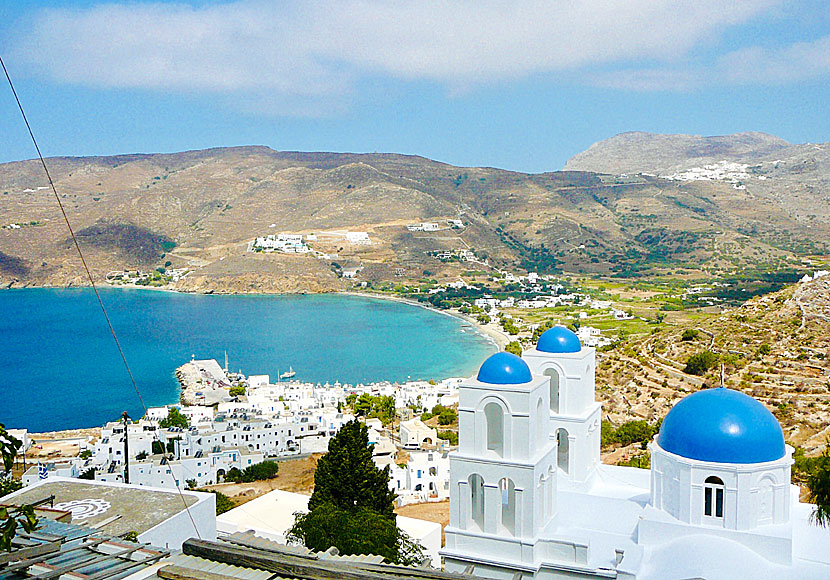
(9, 324, 830, 579)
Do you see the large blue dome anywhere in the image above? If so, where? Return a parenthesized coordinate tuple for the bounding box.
(657, 388, 785, 464)
(537, 326, 581, 353)
(477, 352, 532, 385)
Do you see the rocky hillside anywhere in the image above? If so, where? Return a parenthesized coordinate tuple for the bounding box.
(598, 274, 830, 453)
(0, 144, 827, 291)
(564, 132, 830, 233)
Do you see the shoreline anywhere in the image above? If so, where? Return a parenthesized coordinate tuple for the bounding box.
(7, 285, 503, 436)
(5, 282, 510, 351)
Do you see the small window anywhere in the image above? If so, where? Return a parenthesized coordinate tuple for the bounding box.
(704, 476, 724, 518)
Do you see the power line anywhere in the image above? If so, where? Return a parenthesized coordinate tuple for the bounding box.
(0, 55, 147, 416)
(1, 54, 201, 540)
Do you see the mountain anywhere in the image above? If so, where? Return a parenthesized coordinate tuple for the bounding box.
(0, 144, 827, 291)
(564, 131, 793, 174)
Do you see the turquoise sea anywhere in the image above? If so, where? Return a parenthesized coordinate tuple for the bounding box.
(0, 289, 496, 432)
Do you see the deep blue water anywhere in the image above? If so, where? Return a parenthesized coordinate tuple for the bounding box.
(0, 289, 495, 432)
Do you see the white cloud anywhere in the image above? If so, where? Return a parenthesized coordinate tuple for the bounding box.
(591, 35, 830, 91)
(8, 0, 803, 110)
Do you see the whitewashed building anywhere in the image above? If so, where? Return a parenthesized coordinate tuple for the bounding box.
(441, 327, 830, 580)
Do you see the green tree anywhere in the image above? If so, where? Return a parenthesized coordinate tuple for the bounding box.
(210, 491, 235, 515)
(288, 420, 422, 564)
(0, 423, 37, 551)
(806, 446, 830, 528)
(504, 341, 522, 356)
(307, 420, 396, 517)
(353, 394, 373, 417)
(288, 504, 423, 565)
(758, 343, 772, 356)
(159, 407, 188, 429)
(438, 408, 458, 426)
(681, 329, 699, 341)
(229, 385, 246, 397)
(240, 460, 279, 482)
(683, 351, 719, 376)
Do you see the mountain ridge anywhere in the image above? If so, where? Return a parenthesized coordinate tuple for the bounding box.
(0, 142, 827, 291)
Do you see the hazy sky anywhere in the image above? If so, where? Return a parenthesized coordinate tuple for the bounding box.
(1, 1, 828, 172)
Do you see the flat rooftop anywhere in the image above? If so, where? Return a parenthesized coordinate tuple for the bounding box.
(5, 478, 201, 538)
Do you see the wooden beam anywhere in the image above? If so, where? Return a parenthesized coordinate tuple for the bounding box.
(185, 539, 420, 580)
(0, 541, 60, 566)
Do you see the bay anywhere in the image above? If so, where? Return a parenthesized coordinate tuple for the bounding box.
(0, 288, 496, 432)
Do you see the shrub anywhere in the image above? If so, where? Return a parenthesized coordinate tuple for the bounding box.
(681, 329, 699, 341)
(504, 341, 522, 356)
(437, 409, 458, 426)
(438, 430, 458, 445)
(240, 460, 279, 482)
(683, 351, 719, 376)
(229, 385, 246, 397)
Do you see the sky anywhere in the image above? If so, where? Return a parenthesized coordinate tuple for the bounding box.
(0, 1, 828, 173)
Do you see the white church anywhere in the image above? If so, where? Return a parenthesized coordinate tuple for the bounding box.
(440, 327, 830, 579)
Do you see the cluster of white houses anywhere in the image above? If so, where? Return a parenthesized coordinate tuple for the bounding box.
(23, 371, 459, 504)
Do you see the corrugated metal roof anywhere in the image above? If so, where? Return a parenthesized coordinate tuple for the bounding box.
(155, 554, 276, 580)
(0, 520, 168, 580)
(223, 531, 386, 565)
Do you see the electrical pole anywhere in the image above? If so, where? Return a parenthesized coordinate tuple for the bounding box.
(122, 411, 130, 484)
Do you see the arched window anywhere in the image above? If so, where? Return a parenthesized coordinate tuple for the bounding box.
(557, 428, 570, 474)
(536, 398, 547, 448)
(469, 474, 485, 529)
(704, 476, 724, 519)
(500, 478, 516, 535)
(484, 402, 504, 456)
(545, 368, 560, 413)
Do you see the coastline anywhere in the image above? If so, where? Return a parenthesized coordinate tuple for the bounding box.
(5, 282, 510, 350)
(5, 285, 501, 436)
(340, 290, 510, 351)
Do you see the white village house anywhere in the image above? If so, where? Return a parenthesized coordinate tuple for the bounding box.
(441, 326, 830, 580)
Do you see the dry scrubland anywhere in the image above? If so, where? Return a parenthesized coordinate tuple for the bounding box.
(597, 276, 830, 454)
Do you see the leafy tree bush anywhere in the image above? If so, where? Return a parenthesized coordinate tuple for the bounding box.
(79, 449, 92, 459)
(758, 343, 772, 356)
(241, 460, 279, 482)
(0, 478, 22, 498)
(288, 503, 423, 565)
(438, 430, 458, 445)
(229, 385, 246, 397)
(683, 351, 719, 376)
(288, 420, 423, 564)
(476, 314, 491, 324)
(151, 441, 165, 455)
(159, 407, 188, 429)
(804, 446, 830, 528)
(186, 479, 197, 490)
(504, 341, 522, 356)
(210, 490, 235, 515)
(135, 451, 148, 460)
(350, 394, 396, 425)
(601, 419, 662, 448)
(224, 467, 243, 483)
(0, 423, 36, 550)
(78, 468, 96, 480)
(681, 329, 699, 341)
(438, 408, 458, 426)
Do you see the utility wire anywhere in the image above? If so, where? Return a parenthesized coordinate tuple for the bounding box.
(0, 55, 147, 415)
(1, 54, 201, 539)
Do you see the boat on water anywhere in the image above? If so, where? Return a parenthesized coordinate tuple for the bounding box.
(280, 366, 296, 380)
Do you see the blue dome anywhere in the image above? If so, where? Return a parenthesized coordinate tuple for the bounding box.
(657, 388, 785, 464)
(477, 352, 532, 385)
(537, 326, 581, 353)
